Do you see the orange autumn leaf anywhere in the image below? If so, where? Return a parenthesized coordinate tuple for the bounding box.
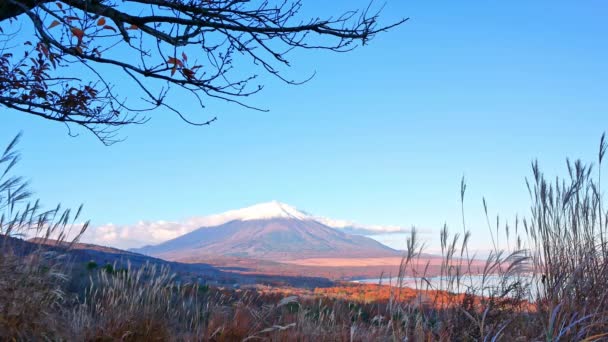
(167, 57, 183, 67)
(70, 27, 84, 44)
(97, 18, 106, 26)
(48, 20, 61, 29)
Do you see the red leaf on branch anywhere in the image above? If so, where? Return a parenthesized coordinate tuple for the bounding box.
(49, 54, 57, 68)
(182, 68, 195, 80)
(103, 25, 117, 32)
(168, 57, 183, 67)
(97, 18, 106, 26)
(48, 20, 61, 29)
(37, 43, 50, 58)
(70, 27, 84, 44)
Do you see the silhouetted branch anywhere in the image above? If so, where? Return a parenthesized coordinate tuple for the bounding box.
(0, 0, 406, 144)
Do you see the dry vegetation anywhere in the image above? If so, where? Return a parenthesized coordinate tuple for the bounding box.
(3, 132, 608, 341)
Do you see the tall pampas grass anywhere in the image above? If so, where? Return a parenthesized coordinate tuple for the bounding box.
(0, 133, 88, 339)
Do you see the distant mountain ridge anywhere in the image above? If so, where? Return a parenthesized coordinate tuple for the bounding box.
(131, 202, 401, 261)
(28, 237, 140, 255)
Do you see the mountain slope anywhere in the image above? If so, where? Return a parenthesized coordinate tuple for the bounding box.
(133, 217, 399, 261)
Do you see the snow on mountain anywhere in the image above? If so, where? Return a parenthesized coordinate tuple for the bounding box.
(223, 201, 408, 234)
(82, 201, 409, 249)
(215, 201, 312, 221)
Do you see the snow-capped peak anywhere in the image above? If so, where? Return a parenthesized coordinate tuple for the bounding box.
(223, 200, 311, 221)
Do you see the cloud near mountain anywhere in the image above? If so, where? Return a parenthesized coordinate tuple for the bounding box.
(81, 201, 413, 249)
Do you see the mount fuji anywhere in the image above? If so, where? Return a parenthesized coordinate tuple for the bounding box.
(131, 201, 401, 261)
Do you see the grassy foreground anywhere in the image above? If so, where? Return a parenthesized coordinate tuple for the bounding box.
(2, 133, 608, 341)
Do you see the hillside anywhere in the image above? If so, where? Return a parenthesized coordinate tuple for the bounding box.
(12, 236, 333, 288)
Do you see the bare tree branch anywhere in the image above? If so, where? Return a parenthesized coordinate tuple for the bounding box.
(0, 0, 406, 144)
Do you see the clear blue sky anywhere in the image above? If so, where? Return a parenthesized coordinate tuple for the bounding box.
(2, 0, 608, 252)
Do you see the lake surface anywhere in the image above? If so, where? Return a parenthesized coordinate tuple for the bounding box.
(353, 274, 537, 297)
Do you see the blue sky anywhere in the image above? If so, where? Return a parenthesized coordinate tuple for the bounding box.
(2, 1, 608, 252)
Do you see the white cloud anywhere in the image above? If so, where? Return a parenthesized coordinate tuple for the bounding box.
(314, 216, 410, 233)
(80, 220, 199, 249)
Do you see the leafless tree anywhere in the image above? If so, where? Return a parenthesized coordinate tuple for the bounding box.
(0, 0, 405, 144)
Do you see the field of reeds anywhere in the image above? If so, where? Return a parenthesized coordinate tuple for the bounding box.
(2, 132, 608, 341)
